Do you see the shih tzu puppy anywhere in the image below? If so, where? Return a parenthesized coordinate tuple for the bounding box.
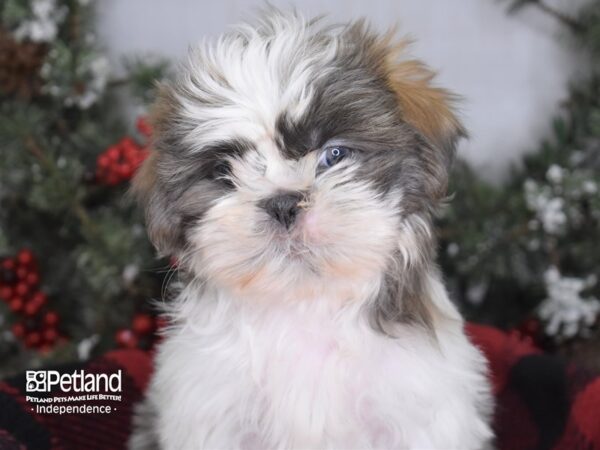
(130, 8, 494, 450)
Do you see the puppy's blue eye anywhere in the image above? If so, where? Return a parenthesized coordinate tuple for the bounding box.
(318, 146, 350, 168)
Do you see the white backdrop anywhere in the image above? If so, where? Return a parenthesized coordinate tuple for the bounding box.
(97, 0, 584, 179)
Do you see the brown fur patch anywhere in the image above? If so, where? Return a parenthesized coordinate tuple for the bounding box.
(376, 35, 465, 149)
(148, 82, 179, 137)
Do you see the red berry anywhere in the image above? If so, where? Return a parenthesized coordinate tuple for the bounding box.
(106, 146, 121, 162)
(132, 314, 154, 336)
(11, 323, 26, 338)
(31, 291, 47, 307)
(122, 145, 138, 161)
(15, 282, 29, 297)
(39, 343, 53, 353)
(97, 153, 111, 169)
(120, 137, 138, 150)
(43, 311, 59, 327)
(43, 328, 58, 344)
(24, 301, 42, 316)
(16, 267, 28, 280)
(0, 286, 12, 301)
(26, 272, 39, 287)
(117, 163, 133, 180)
(117, 144, 128, 155)
(25, 331, 42, 348)
(1, 258, 16, 271)
(9, 297, 24, 313)
(17, 249, 35, 267)
(115, 329, 138, 348)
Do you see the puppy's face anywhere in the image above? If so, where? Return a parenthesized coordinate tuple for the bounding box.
(135, 12, 463, 302)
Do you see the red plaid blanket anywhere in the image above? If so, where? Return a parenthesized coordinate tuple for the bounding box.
(1, 324, 598, 450)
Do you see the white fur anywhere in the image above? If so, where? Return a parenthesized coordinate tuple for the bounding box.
(144, 273, 492, 450)
(178, 15, 333, 152)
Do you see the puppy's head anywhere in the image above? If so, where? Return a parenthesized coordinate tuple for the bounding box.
(134, 10, 464, 307)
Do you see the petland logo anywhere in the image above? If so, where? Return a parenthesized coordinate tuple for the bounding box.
(25, 370, 122, 414)
(26, 370, 122, 393)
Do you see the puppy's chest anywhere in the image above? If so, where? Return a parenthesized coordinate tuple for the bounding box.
(164, 306, 476, 448)
(218, 312, 452, 448)
(236, 314, 446, 426)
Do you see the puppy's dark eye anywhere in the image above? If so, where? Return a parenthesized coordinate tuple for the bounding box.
(213, 162, 230, 178)
(211, 161, 234, 187)
(318, 146, 350, 168)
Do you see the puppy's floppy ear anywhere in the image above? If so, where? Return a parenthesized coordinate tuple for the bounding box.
(131, 84, 184, 257)
(379, 37, 466, 199)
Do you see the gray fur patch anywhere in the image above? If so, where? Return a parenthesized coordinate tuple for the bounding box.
(371, 268, 433, 336)
(368, 218, 437, 336)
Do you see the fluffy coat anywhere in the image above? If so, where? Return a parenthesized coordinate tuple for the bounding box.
(130, 9, 494, 450)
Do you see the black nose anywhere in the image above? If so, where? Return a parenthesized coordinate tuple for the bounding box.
(260, 191, 304, 229)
